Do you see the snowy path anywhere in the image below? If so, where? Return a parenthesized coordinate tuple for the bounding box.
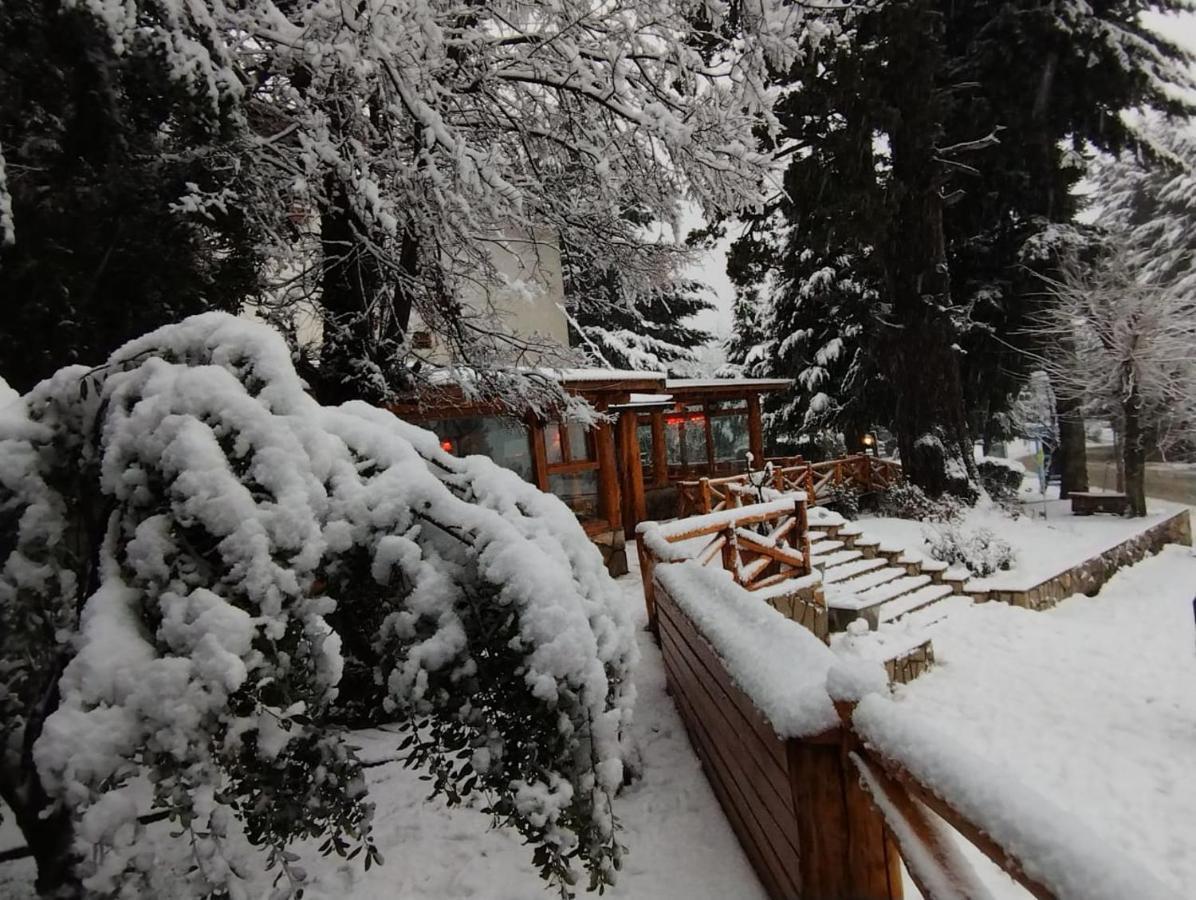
(894, 545, 1196, 896)
(0, 564, 766, 900)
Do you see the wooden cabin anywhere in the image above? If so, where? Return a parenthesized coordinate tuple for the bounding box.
(389, 371, 792, 574)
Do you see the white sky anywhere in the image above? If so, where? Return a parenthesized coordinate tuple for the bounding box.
(683, 11, 1196, 341)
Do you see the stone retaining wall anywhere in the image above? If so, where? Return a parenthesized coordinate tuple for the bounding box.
(970, 509, 1192, 611)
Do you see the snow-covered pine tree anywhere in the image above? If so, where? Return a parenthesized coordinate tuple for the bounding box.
(943, 0, 1195, 492)
(0, 315, 636, 898)
(726, 0, 1194, 497)
(568, 276, 715, 376)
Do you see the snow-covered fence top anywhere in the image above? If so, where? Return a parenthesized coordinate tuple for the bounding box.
(852, 695, 1182, 900)
(655, 561, 839, 739)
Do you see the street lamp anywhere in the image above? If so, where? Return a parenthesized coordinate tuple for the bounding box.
(862, 433, 876, 456)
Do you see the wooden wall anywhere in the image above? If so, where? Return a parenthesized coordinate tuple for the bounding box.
(654, 579, 903, 900)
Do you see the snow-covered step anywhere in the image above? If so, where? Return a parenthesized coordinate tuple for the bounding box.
(855, 574, 932, 605)
(823, 557, 887, 584)
(827, 566, 905, 595)
(919, 558, 949, 574)
(813, 549, 863, 570)
(809, 539, 845, 556)
(894, 593, 972, 631)
(878, 583, 956, 624)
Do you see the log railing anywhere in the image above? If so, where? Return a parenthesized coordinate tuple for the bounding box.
(650, 564, 1175, 900)
(677, 454, 903, 517)
(637, 498, 814, 635)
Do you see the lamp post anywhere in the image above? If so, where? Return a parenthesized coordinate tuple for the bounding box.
(862, 433, 876, 457)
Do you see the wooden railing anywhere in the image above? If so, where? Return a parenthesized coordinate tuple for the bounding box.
(677, 454, 903, 517)
(637, 498, 814, 636)
(651, 567, 1174, 900)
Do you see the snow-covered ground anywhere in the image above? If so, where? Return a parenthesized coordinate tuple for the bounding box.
(894, 545, 1196, 897)
(858, 484, 1187, 589)
(6, 527, 1195, 899)
(0, 565, 767, 900)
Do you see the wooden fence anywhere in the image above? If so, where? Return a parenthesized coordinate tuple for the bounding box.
(653, 569, 1167, 900)
(637, 498, 816, 637)
(677, 454, 903, 517)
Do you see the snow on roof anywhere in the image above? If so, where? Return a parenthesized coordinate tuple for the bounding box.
(552, 368, 666, 384)
(665, 377, 793, 391)
(628, 392, 673, 404)
(654, 561, 840, 739)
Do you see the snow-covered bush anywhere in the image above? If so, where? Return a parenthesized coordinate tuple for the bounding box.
(0, 314, 636, 898)
(926, 526, 1015, 577)
(875, 481, 960, 522)
(977, 457, 1025, 500)
(820, 482, 862, 519)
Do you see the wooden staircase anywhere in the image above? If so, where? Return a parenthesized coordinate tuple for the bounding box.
(805, 509, 969, 684)
(806, 510, 963, 631)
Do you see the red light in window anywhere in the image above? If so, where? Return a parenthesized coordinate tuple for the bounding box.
(440, 440, 454, 452)
(665, 415, 705, 426)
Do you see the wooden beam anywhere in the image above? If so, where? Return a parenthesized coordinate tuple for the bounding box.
(747, 394, 764, 463)
(594, 418, 621, 530)
(650, 411, 668, 487)
(617, 411, 647, 533)
(529, 418, 550, 491)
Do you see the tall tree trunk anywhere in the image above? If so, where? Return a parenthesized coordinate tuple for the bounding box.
(1122, 388, 1147, 516)
(1055, 395, 1089, 499)
(884, 0, 976, 498)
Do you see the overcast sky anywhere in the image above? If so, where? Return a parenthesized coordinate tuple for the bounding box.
(683, 11, 1196, 340)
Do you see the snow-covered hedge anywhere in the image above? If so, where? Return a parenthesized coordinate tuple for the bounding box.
(0, 314, 636, 897)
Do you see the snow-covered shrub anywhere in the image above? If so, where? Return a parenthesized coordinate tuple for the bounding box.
(821, 482, 861, 519)
(0, 314, 636, 898)
(875, 481, 960, 522)
(977, 457, 1025, 500)
(925, 526, 1015, 577)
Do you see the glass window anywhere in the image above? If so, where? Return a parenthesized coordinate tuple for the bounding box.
(424, 416, 533, 482)
(711, 413, 749, 463)
(637, 423, 654, 467)
(664, 409, 708, 467)
(543, 423, 564, 464)
(566, 421, 592, 461)
(549, 469, 600, 520)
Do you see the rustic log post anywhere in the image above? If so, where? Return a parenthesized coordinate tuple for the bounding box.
(636, 532, 658, 637)
(788, 725, 904, 900)
(748, 394, 764, 463)
(721, 526, 738, 582)
(795, 498, 812, 577)
(651, 411, 668, 487)
(774, 465, 786, 492)
(617, 411, 647, 533)
(595, 417, 621, 529)
(805, 465, 815, 502)
(699, 477, 713, 515)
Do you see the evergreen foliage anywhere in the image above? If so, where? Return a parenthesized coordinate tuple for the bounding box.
(568, 276, 715, 375)
(724, 0, 1194, 494)
(0, 0, 263, 392)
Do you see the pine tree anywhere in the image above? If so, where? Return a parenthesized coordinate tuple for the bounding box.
(726, 0, 1194, 497)
(568, 276, 715, 375)
(0, 0, 262, 393)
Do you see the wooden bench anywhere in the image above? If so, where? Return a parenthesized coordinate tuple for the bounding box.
(1070, 491, 1129, 516)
